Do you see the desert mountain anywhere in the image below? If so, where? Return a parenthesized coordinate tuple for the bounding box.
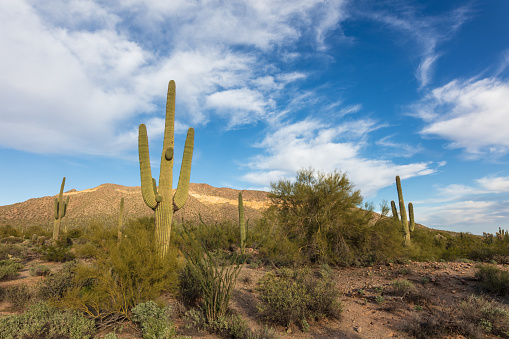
(0, 183, 269, 231)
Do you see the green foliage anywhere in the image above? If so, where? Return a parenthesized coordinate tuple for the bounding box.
(389, 279, 416, 296)
(0, 225, 21, 238)
(53, 176, 70, 241)
(476, 264, 509, 296)
(5, 284, 32, 309)
(131, 301, 177, 339)
(67, 228, 83, 238)
(459, 295, 509, 337)
(0, 259, 23, 281)
(23, 225, 50, 239)
(36, 260, 77, 301)
(58, 218, 180, 320)
(256, 268, 342, 329)
(267, 168, 379, 265)
(138, 80, 194, 258)
(40, 239, 75, 262)
(29, 265, 51, 277)
(0, 301, 95, 339)
(179, 225, 242, 323)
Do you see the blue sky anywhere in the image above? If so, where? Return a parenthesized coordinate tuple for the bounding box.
(1, 0, 509, 235)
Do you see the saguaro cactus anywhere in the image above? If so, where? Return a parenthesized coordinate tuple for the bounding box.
(391, 175, 413, 246)
(238, 192, 246, 255)
(52, 177, 69, 241)
(117, 197, 124, 242)
(138, 80, 194, 258)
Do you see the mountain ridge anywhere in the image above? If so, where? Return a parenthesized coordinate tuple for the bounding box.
(0, 183, 270, 231)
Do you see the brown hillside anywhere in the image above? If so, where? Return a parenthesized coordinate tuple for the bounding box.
(0, 183, 269, 231)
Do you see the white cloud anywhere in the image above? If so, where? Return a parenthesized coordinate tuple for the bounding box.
(416, 78, 509, 156)
(0, 0, 349, 156)
(242, 118, 433, 197)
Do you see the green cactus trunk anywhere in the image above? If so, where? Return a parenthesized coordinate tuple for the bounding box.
(138, 80, 194, 258)
(117, 197, 124, 242)
(52, 177, 69, 241)
(396, 176, 411, 247)
(408, 202, 415, 232)
(238, 192, 246, 255)
(390, 200, 399, 221)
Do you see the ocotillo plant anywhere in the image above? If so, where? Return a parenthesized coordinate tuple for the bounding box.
(238, 191, 246, 255)
(391, 175, 413, 246)
(117, 197, 124, 242)
(52, 177, 69, 241)
(138, 80, 194, 258)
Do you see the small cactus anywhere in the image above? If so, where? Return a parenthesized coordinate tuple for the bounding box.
(117, 197, 124, 242)
(52, 177, 69, 241)
(239, 192, 246, 255)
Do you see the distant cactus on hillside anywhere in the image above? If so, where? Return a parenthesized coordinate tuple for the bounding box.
(239, 191, 246, 255)
(138, 80, 194, 258)
(391, 175, 415, 246)
(52, 177, 69, 241)
(117, 197, 124, 242)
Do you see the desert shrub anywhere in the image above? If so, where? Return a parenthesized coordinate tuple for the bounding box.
(67, 228, 83, 239)
(256, 268, 342, 330)
(0, 243, 24, 260)
(5, 284, 32, 309)
(74, 241, 101, 259)
(36, 260, 77, 301)
(40, 239, 75, 262)
(476, 264, 509, 295)
(0, 259, 23, 281)
(131, 300, 177, 339)
(185, 309, 277, 339)
(58, 218, 180, 320)
(0, 301, 95, 339)
(459, 295, 509, 337)
(29, 265, 51, 277)
(179, 225, 242, 323)
(389, 279, 416, 297)
(23, 225, 49, 239)
(0, 225, 21, 238)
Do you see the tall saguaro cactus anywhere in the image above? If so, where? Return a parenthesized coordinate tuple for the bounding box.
(138, 80, 194, 258)
(52, 177, 69, 241)
(238, 192, 246, 255)
(391, 175, 413, 246)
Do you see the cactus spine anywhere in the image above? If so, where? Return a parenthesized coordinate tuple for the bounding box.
(138, 80, 194, 258)
(239, 192, 246, 255)
(117, 197, 124, 242)
(52, 177, 69, 241)
(391, 175, 412, 246)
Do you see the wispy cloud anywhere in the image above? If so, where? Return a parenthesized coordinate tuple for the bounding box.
(0, 0, 349, 156)
(414, 77, 509, 157)
(353, 1, 471, 88)
(242, 118, 434, 197)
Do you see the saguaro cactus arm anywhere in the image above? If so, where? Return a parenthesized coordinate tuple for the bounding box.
(138, 124, 158, 209)
(173, 128, 195, 212)
(391, 200, 399, 221)
(408, 202, 415, 232)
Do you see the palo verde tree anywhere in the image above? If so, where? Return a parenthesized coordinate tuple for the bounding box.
(268, 168, 371, 263)
(52, 177, 69, 241)
(138, 80, 194, 258)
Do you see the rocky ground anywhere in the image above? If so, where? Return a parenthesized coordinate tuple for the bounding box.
(3, 255, 506, 339)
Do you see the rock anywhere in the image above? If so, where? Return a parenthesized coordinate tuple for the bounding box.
(355, 326, 362, 333)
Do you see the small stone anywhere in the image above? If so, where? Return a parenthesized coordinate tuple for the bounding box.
(355, 326, 362, 333)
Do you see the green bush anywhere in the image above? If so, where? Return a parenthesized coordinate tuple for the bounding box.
(132, 301, 177, 339)
(67, 228, 83, 238)
(39, 239, 75, 262)
(179, 225, 242, 323)
(256, 268, 342, 330)
(23, 225, 49, 239)
(0, 225, 21, 238)
(0, 244, 24, 260)
(0, 259, 23, 281)
(29, 265, 51, 277)
(57, 218, 180, 320)
(389, 279, 416, 297)
(476, 264, 509, 295)
(36, 260, 77, 301)
(0, 301, 95, 339)
(5, 284, 32, 309)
